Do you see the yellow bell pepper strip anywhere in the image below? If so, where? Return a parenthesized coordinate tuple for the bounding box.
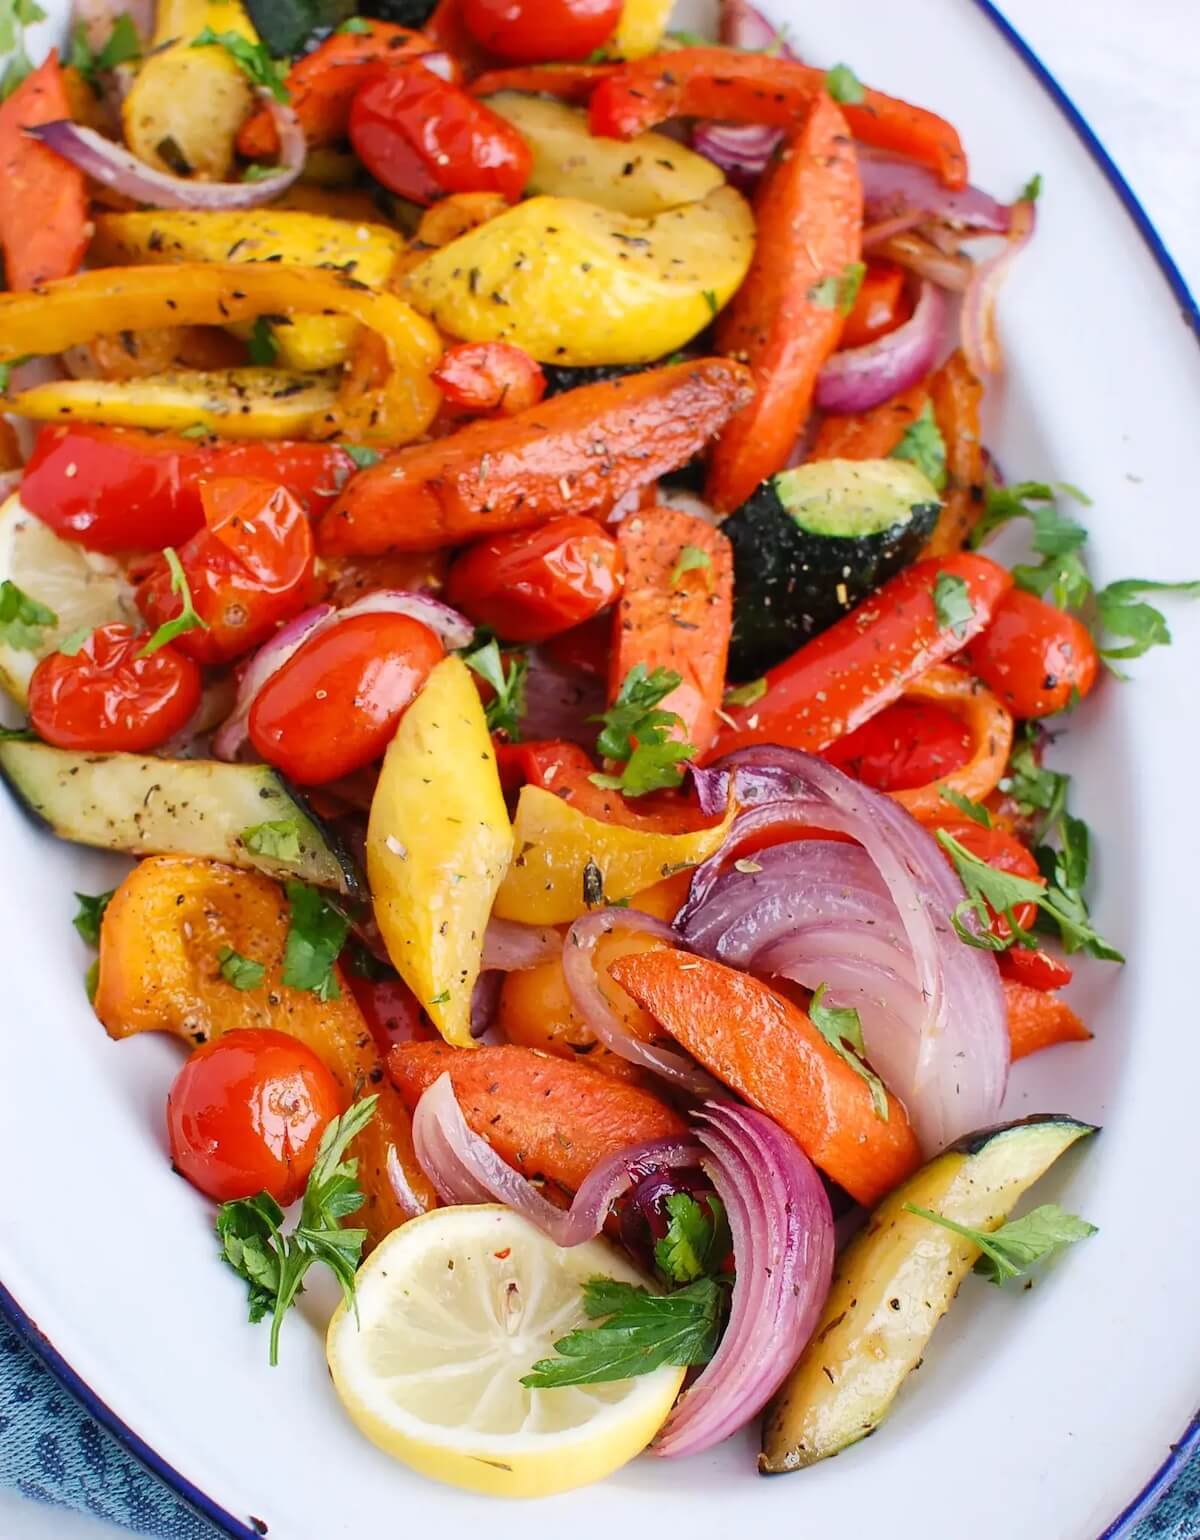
(610, 0, 675, 59)
(367, 656, 513, 1049)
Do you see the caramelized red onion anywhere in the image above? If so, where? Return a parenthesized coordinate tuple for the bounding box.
(519, 650, 607, 746)
(961, 198, 1038, 376)
(690, 0, 799, 181)
(859, 149, 1011, 233)
(815, 279, 948, 414)
(719, 0, 795, 50)
(481, 917, 562, 972)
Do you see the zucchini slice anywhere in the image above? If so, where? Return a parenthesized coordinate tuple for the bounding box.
(0, 741, 360, 897)
(725, 458, 940, 679)
(760, 1114, 1097, 1472)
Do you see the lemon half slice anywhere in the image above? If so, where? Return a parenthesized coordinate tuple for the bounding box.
(326, 1205, 684, 1498)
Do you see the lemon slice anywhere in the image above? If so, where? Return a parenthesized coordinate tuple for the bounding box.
(0, 494, 136, 707)
(326, 1205, 685, 1498)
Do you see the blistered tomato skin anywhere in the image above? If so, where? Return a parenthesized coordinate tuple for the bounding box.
(462, 0, 622, 63)
(965, 587, 1099, 718)
(167, 1029, 343, 1206)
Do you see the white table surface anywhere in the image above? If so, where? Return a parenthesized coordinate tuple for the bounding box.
(2, 1, 1197, 1536)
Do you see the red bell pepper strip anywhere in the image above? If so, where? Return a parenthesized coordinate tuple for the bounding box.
(469, 63, 619, 102)
(999, 946, 1074, 992)
(1004, 978, 1090, 1060)
(318, 358, 755, 555)
(0, 53, 89, 292)
(710, 553, 1012, 758)
(424, 0, 490, 79)
(808, 379, 930, 463)
(589, 48, 968, 188)
(839, 259, 911, 349)
(495, 739, 715, 834)
(706, 93, 862, 513)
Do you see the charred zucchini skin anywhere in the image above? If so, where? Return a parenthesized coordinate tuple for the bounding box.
(725, 461, 940, 680)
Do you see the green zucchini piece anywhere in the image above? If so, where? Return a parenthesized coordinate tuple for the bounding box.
(725, 458, 940, 680)
(760, 1114, 1097, 1473)
(0, 741, 360, 897)
(242, 0, 355, 56)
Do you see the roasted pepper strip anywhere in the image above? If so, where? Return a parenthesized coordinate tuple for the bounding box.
(469, 63, 619, 102)
(318, 358, 755, 555)
(888, 664, 1013, 820)
(922, 350, 985, 554)
(496, 739, 718, 835)
(0, 53, 89, 292)
(589, 48, 967, 188)
(1004, 979, 1091, 1060)
(711, 554, 1012, 759)
(706, 94, 862, 512)
(809, 380, 930, 462)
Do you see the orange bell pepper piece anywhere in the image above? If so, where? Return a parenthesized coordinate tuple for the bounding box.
(1005, 979, 1092, 1061)
(922, 349, 986, 555)
(470, 63, 619, 102)
(0, 53, 89, 292)
(809, 380, 930, 463)
(889, 664, 1013, 819)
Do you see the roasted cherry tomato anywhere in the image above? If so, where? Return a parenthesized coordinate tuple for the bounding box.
(936, 815, 1042, 941)
(135, 478, 315, 665)
(543, 611, 612, 678)
(19, 425, 355, 554)
(999, 945, 1074, 991)
(965, 587, 1099, 718)
(28, 622, 202, 752)
(447, 516, 623, 643)
(462, 0, 622, 62)
(433, 341, 546, 417)
(349, 62, 532, 206)
(823, 699, 973, 792)
(346, 968, 439, 1059)
(839, 260, 912, 349)
(248, 611, 443, 784)
(166, 1028, 342, 1205)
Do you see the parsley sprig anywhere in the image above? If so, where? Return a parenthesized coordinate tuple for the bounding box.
(0, 579, 56, 652)
(282, 880, 349, 1001)
(589, 663, 695, 798)
(242, 818, 304, 864)
(933, 570, 975, 638)
(68, 12, 140, 92)
(217, 1096, 378, 1364)
(464, 638, 528, 740)
(138, 548, 209, 656)
(654, 1194, 731, 1286)
(0, 0, 46, 98)
(810, 985, 888, 1119)
(72, 889, 114, 947)
(904, 1201, 1096, 1285)
(190, 27, 289, 102)
(892, 400, 947, 491)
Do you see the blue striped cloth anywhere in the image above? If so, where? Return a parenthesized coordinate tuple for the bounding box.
(1, 1317, 1195, 1539)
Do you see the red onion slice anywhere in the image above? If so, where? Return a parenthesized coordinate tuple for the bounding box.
(654, 1103, 833, 1457)
(211, 604, 334, 762)
(691, 121, 781, 183)
(335, 590, 475, 649)
(859, 148, 1010, 234)
(563, 908, 721, 1096)
(815, 279, 948, 415)
(481, 917, 562, 972)
(30, 92, 305, 210)
(961, 198, 1037, 377)
(719, 0, 798, 54)
(520, 650, 607, 746)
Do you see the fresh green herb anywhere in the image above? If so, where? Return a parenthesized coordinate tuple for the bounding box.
(85, 958, 100, 1002)
(654, 1194, 731, 1286)
(217, 1096, 378, 1363)
(669, 544, 712, 587)
(904, 1201, 1096, 1285)
(137, 547, 210, 656)
(190, 27, 289, 101)
(808, 261, 866, 316)
(464, 637, 528, 740)
(56, 625, 93, 656)
(809, 984, 888, 1120)
(1020, 172, 1043, 202)
(282, 880, 349, 1001)
(342, 442, 382, 470)
(68, 12, 140, 91)
(247, 316, 279, 367)
(938, 786, 991, 827)
(589, 663, 695, 798)
(217, 946, 266, 991)
(1032, 812, 1122, 960)
(72, 890, 114, 947)
(723, 676, 767, 708)
(240, 162, 279, 183)
(0, 580, 56, 652)
(933, 570, 974, 638)
(520, 1276, 725, 1389)
(428, 988, 451, 1006)
(1093, 579, 1200, 668)
(825, 62, 865, 105)
(242, 818, 303, 864)
(0, 724, 35, 741)
(891, 400, 947, 491)
(0, 0, 46, 98)
(178, 422, 211, 439)
(1000, 725, 1070, 837)
(703, 289, 719, 318)
(337, 15, 372, 32)
(664, 29, 709, 47)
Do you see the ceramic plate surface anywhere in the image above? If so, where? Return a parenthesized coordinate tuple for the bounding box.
(1, 3, 1198, 1537)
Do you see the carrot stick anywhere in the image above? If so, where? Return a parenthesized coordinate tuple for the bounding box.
(0, 53, 89, 292)
(386, 1041, 687, 1191)
(608, 950, 922, 1205)
(609, 505, 733, 756)
(706, 93, 862, 513)
(1005, 979, 1092, 1061)
(808, 380, 930, 463)
(889, 664, 1013, 819)
(922, 349, 986, 555)
(318, 358, 755, 555)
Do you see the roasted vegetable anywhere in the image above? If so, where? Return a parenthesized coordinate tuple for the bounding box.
(484, 93, 723, 216)
(367, 655, 512, 1047)
(241, 0, 354, 56)
(760, 1115, 1097, 1471)
(609, 0, 674, 58)
(0, 53, 89, 292)
(724, 459, 942, 679)
(404, 188, 755, 365)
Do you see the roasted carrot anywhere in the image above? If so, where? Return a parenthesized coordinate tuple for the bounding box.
(610, 505, 734, 755)
(808, 380, 930, 463)
(469, 63, 619, 102)
(888, 664, 1013, 819)
(237, 20, 437, 160)
(318, 358, 755, 555)
(1005, 979, 1092, 1061)
(711, 553, 1012, 759)
(922, 349, 986, 555)
(609, 950, 921, 1205)
(706, 94, 862, 513)
(387, 1041, 688, 1191)
(589, 49, 967, 189)
(0, 53, 90, 292)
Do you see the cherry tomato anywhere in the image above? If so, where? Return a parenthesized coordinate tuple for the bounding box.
(964, 587, 1099, 718)
(447, 517, 623, 643)
(999, 945, 1074, 991)
(349, 62, 532, 206)
(28, 622, 202, 752)
(462, 0, 622, 63)
(167, 1028, 342, 1206)
(346, 969, 438, 1058)
(135, 478, 315, 665)
(936, 815, 1042, 941)
(248, 611, 443, 784)
(19, 425, 355, 554)
(543, 611, 612, 678)
(823, 699, 973, 792)
(839, 260, 912, 349)
(433, 341, 546, 417)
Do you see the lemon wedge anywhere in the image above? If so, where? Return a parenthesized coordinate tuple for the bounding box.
(326, 1205, 684, 1497)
